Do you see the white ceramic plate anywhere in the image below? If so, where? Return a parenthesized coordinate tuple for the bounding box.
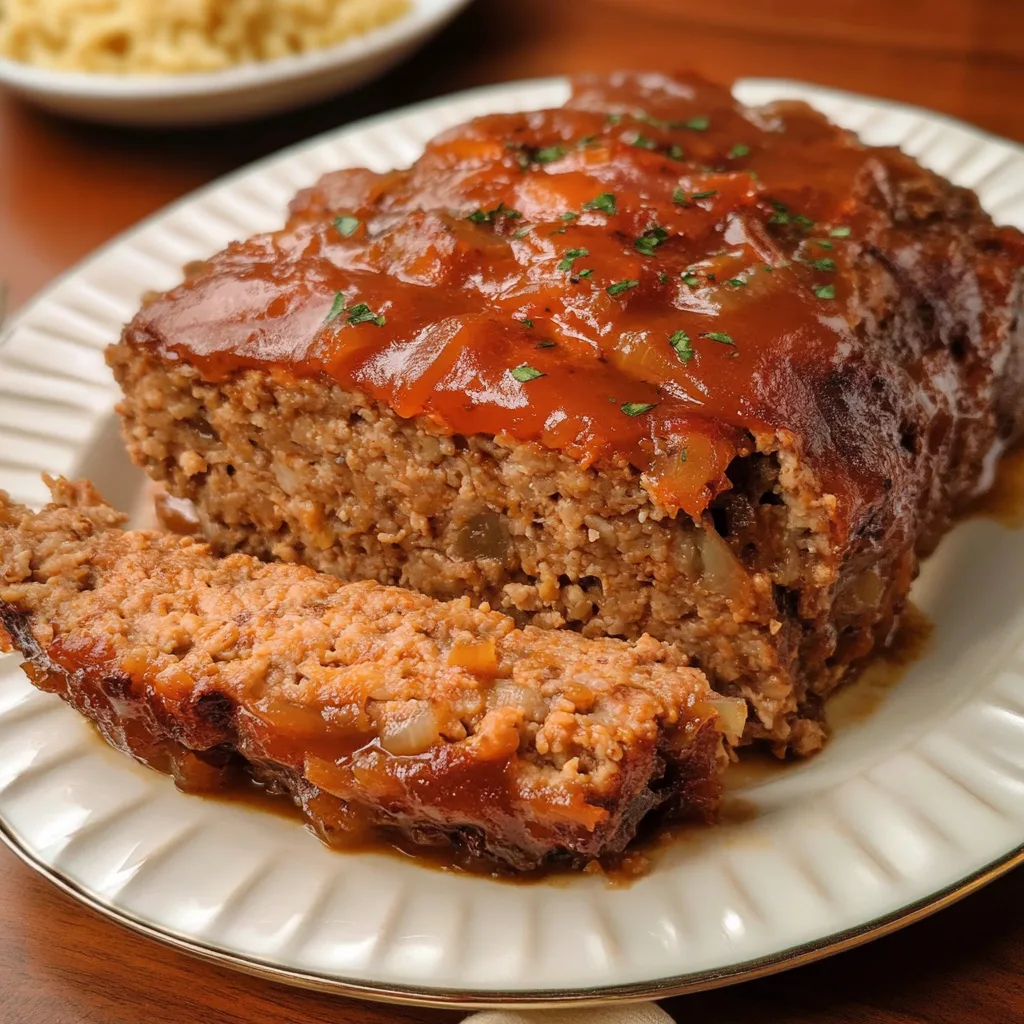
(0, 0, 472, 127)
(1, 78, 1024, 1008)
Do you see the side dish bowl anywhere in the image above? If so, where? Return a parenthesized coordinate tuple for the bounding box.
(0, 0, 472, 127)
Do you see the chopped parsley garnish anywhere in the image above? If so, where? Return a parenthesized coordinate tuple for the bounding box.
(606, 113, 623, 126)
(334, 215, 360, 237)
(510, 364, 545, 383)
(512, 227, 532, 240)
(583, 192, 618, 215)
(667, 144, 685, 161)
(634, 226, 670, 256)
(829, 225, 852, 237)
(680, 448, 688, 462)
(578, 135, 597, 147)
(346, 302, 386, 327)
(536, 340, 556, 348)
(557, 247, 590, 272)
(813, 239, 834, 249)
(621, 401, 657, 416)
(683, 115, 710, 131)
(518, 318, 534, 328)
(658, 271, 669, 284)
(701, 331, 736, 347)
(794, 213, 815, 229)
(728, 143, 751, 159)
(535, 146, 566, 164)
(560, 211, 579, 222)
(576, 268, 594, 279)
(632, 134, 657, 150)
(769, 211, 790, 225)
(726, 278, 746, 288)
(467, 203, 522, 225)
(813, 284, 836, 299)
(806, 257, 836, 272)
(682, 272, 700, 286)
(675, 188, 718, 205)
(607, 279, 639, 296)
(669, 330, 693, 363)
(324, 292, 347, 323)
(763, 264, 773, 273)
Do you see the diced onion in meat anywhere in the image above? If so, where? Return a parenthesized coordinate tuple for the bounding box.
(378, 701, 442, 755)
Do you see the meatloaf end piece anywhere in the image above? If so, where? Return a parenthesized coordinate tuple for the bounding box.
(0, 479, 741, 871)
(109, 72, 1024, 755)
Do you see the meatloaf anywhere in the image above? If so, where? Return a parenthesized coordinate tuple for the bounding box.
(108, 71, 1024, 756)
(0, 478, 742, 871)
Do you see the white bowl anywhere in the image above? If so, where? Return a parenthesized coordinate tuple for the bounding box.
(0, 0, 472, 127)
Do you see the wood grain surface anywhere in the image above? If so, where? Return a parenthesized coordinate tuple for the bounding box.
(1, 0, 1023, 1021)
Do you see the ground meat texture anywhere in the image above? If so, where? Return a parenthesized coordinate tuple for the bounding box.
(0, 479, 740, 872)
(110, 71, 1024, 756)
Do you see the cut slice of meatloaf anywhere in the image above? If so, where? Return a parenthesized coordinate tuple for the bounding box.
(0, 479, 742, 871)
(108, 71, 1024, 756)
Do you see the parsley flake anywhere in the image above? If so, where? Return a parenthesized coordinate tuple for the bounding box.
(583, 192, 618, 215)
(512, 227, 532, 240)
(536, 340, 556, 349)
(607, 279, 639, 297)
(576, 268, 594, 279)
(519, 318, 534, 328)
(725, 278, 746, 288)
(670, 330, 694, 363)
(634, 226, 670, 256)
(813, 239, 834, 249)
(806, 257, 836, 272)
(557, 248, 590, 272)
(334, 215, 360, 237)
(560, 211, 579, 222)
(632, 134, 657, 150)
(667, 144, 685, 161)
(535, 146, 566, 164)
(510, 364, 545, 383)
(728, 143, 751, 159)
(829, 225, 852, 237)
(621, 401, 657, 416)
(813, 284, 836, 299)
(683, 115, 710, 131)
(324, 292, 346, 323)
(692, 190, 718, 200)
(701, 331, 736, 347)
(606, 113, 624, 126)
(467, 203, 522, 225)
(347, 302, 386, 327)
(679, 448, 688, 462)
(794, 213, 816, 229)
(682, 273, 700, 286)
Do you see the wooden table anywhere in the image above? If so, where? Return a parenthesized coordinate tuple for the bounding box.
(1, 1, 1022, 1021)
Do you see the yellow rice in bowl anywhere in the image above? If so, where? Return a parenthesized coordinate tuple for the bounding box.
(0, 0, 412, 74)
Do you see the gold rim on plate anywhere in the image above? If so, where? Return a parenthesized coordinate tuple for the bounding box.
(2, 819, 1020, 1008)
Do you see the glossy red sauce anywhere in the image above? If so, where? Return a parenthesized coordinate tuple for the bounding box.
(126, 72, 1010, 531)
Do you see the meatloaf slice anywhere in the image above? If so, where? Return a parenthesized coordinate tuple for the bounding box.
(0, 479, 741, 871)
(109, 71, 1024, 755)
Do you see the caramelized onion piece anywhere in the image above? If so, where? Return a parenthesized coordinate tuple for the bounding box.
(707, 696, 748, 744)
(377, 700, 443, 756)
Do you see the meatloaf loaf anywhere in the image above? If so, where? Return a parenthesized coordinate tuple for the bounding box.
(0, 479, 742, 871)
(109, 72, 1024, 756)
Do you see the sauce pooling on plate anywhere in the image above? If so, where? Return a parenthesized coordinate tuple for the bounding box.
(127, 72, 1022, 534)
